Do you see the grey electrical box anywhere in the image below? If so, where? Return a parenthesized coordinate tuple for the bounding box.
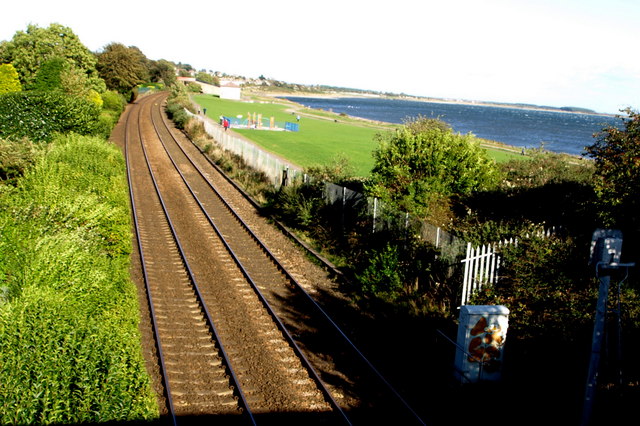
(589, 229, 623, 266)
(454, 305, 509, 383)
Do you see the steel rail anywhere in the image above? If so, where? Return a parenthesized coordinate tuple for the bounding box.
(161, 101, 427, 425)
(150, 101, 351, 425)
(128, 94, 255, 425)
(124, 96, 177, 426)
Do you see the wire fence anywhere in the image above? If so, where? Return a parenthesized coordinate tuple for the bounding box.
(189, 110, 303, 187)
(323, 182, 468, 262)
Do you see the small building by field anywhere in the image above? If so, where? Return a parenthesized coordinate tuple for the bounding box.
(196, 81, 220, 95)
(220, 81, 241, 100)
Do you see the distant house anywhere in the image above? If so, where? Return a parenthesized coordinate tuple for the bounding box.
(220, 81, 241, 100)
(177, 76, 196, 84)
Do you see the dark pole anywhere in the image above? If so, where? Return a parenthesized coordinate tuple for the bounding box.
(581, 269, 611, 426)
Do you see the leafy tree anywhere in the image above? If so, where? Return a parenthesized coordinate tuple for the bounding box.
(32, 57, 66, 91)
(176, 62, 193, 71)
(0, 63, 22, 94)
(31, 57, 102, 107)
(0, 23, 104, 93)
(586, 108, 640, 256)
(403, 114, 451, 133)
(366, 119, 499, 219)
(96, 43, 149, 95)
(195, 71, 220, 87)
(149, 59, 176, 87)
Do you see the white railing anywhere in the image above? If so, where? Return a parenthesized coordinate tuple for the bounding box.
(460, 239, 517, 306)
(460, 226, 559, 305)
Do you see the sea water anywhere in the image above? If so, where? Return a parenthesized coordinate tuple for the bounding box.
(285, 96, 622, 156)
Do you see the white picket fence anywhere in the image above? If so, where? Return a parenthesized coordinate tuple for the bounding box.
(460, 239, 516, 306)
(460, 227, 559, 306)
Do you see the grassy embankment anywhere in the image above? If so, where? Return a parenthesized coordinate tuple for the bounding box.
(0, 134, 158, 424)
(192, 94, 523, 176)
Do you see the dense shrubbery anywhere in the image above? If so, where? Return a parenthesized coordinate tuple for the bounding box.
(0, 91, 100, 142)
(586, 109, 640, 258)
(0, 22, 164, 422)
(165, 84, 196, 129)
(0, 138, 40, 184)
(256, 116, 639, 328)
(96, 90, 127, 138)
(471, 234, 598, 339)
(0, 134, 158, 423)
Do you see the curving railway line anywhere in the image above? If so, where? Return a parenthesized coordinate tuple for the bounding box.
(116, 92, 426, 425)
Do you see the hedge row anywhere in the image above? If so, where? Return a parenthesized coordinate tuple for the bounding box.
(0, 134, 158, 424)
(0, 91, 100, 142)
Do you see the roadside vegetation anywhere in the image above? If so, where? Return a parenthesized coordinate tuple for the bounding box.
(0, 135, 158, 423)
(0, 23, 172, 423)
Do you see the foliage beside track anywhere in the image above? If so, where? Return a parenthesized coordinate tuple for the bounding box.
(0, 134, 158, 424)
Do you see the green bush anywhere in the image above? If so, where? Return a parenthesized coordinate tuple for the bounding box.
(0, 63, 22, 94)
(101, 90, 126, 115)
(471, 235, 600, 340)
(500, 149, 594, 188)
(366, 125, 499, 220)
(356, 243, 404, 298)
(0, 91, 100, 142)
(93, 91, 127, 138)
(96, 110, 120, 139)
(0, 138, 40, 184)
(32, 57, 66, 91)
(0, 133, 158, 423)
(165, 101, 189, 129)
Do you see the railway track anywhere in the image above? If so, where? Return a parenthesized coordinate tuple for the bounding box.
(120, 92, 426, 425)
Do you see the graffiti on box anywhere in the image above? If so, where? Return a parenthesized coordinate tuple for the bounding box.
(467, 316, 506, 372)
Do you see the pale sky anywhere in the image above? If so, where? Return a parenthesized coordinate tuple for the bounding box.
(1, 0, 639, 114)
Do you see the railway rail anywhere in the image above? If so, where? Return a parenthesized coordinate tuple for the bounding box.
(120, 92, 426, 425)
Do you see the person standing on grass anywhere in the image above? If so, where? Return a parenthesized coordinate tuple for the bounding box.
(223, 117, 230, 131)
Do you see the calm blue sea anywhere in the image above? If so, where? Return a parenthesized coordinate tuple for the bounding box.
(285, 96, 621, 156)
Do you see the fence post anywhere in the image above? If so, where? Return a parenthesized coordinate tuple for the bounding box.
(372, 197, 378, 233)
(471, 245, 481, 296)
(488, 244, 498, 284)
(461, 242, 472, 305)
(342, 186, 346, 231)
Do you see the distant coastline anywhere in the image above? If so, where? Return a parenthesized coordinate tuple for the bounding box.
(250, 87, 617, 117)
(262, 93, 620, 157)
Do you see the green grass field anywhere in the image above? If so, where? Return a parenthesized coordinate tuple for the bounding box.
(192, 94, 523, 176)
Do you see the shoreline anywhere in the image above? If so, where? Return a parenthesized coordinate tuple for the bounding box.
(249, 90, 588, 160)
(251, 89, 617, 118)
